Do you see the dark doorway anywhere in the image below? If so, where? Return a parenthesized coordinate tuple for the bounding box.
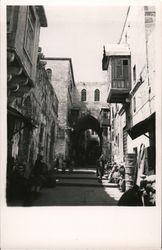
(71, 115, 102, 167)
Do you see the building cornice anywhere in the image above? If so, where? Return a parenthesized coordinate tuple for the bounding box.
(35, 6, 48, 27)
(43, 57, 76, 87)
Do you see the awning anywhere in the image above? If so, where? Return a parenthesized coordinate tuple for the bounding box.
(102, 44, 130, 71)
(104, 44, 131, 57)
(127, 112, 155, 140)
(7, 106, 37, 129)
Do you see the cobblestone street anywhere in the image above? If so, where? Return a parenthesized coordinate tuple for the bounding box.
(31, 167, 123, 206)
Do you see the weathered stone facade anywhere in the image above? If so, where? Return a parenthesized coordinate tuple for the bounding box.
(7, 5, 58, 174)
(103, 6, 156, 186)
(7, 6, 47, 96)
(7, 6, 58, 177)
(44, 58, 76, 159)
(67, 82, 111, 162)
(75, 81, 108, 119)
(8, 55, 58, 173)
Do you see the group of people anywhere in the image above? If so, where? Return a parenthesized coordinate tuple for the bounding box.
(7, 153, 77, 204)
(53, 154, 75, 173)
(107, 162, 125, 192)
(96, 156, 125, 191)
(7, 152, 156, 206)
(31, 155, 55, 196)
(7, 154, 56, 204)
(96, 155, 156, 206)
(118, 176, 156, 206)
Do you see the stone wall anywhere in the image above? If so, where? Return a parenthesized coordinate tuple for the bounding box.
(7, 6, 46, 82)
(111, 5, 156, 164)
(76, 81, 108, 119)
(8, 59, 58, 173)
(44, 58, 76, 159)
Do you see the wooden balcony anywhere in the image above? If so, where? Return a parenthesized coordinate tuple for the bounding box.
(102, 44, 131, 103)
(107, 79, 131, 103)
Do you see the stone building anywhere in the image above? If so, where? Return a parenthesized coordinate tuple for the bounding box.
(75, 81, 108, 116)
(44, 58, 76, 160)
(102, 6, 156, 189)
(7, 49, 59, 172)
(7, 6, 47, 96)
(70, 82, 110, 164)
(7, 6, 59, 202)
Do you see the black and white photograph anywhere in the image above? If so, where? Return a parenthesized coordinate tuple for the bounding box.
(1, 1, 161, 249)
(6, 4, 157, 207)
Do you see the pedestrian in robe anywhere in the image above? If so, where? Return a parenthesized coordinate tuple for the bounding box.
(96, 154, 105, 182)
(32, 155, 44, 197)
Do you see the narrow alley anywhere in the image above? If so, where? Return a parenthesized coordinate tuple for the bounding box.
(1, 3, 160, 250)
(6, 5, 156, 208)
(31, 167, 122, 206)
(8, 165, 123, 206)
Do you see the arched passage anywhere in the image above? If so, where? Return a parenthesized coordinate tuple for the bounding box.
(74, 115, 102, 137)
(71, 115, 102, 167)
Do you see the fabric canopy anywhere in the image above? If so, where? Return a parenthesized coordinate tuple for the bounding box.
(7, 106, 37, 128)
(127, 112, 155, 140)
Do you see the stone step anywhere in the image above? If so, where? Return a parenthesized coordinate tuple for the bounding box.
(56, 170, 96, 175)
(56, 178, 118, 188)
(56, 183, 118, 188)
(55, 175, 108, 180)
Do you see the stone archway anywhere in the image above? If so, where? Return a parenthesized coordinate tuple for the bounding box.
(74, 114, 102, 138)
(71, 114, 102, 167)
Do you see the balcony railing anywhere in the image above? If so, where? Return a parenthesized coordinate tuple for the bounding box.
(107, 79, 131, 103)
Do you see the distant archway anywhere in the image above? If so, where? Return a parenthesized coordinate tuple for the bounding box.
(74, 114, 102, 138)
(71, 115, 102, 167)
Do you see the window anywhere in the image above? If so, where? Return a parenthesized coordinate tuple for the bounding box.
(133, 96, 136, 112)
(103, 110, 108, 119)
(116, 60, 123, 78)
(7, 6, 14, 33)
(116, 133, 119, 147)
(107, 110, 110, 120)
(114, 59, 129, 80)
(94, 89, 100, 101)
(133, 65, 136, 83)
(123, 127, 128, 160)
(111, 119, 114, 129)
(103, 127, 108, 137)
(123, 60, 128, 80)
(81, 89, 86, 101)
(24, 6, 36, 60)
(111, 131, 114, 141)
(39, 124, 44, 143)
(116, 135, 118, 145)
(125, 33, 127, 43)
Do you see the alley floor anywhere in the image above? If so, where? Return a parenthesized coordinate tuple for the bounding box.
(31, 167, 123, 206)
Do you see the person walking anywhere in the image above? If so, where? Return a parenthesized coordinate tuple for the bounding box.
(32, 155, 45, 198)
(53, 156, 59, 172)
(96, 154, 105, 182)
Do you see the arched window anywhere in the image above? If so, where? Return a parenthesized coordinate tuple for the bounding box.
(81, 89, 86, 101)
(94, 89, 100, 101)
